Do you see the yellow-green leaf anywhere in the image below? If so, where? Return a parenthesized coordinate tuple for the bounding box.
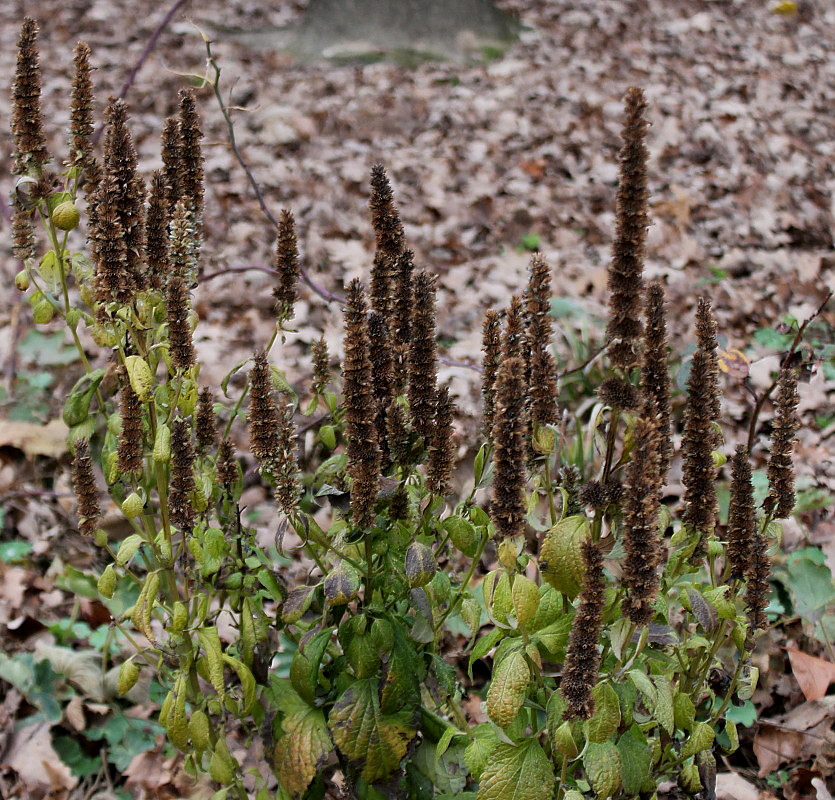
(617, 725, 652, 795)
(327, 678, 416, 782)
(124, 355, 153, 402)
(680, 721, 715, 759)
(586, 683, 620, 743)
(464, 724, 498, 781)
(584, 741, 622, 799)
(271, 680, 332, 798)
(222, 654, 256, 714)
(486, 651, 529, 729)
(512, 575, 540, 629)
(539, 514, 590, 598)
(476, 739, 554, 800)
(198, 626, 225, 699)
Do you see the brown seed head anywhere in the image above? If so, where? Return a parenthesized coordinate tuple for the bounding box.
(641, 281, 673, 481)
(727, 445, 756, 582)
(272, 209, 299, 322)
(561, 540, 606, 720)
(145, 171, 170, 291)
(12, 18, 49, 176)
(169, 418, 196, 531)
(69, 42, 95, 173)
(481, 309, 503, 444)
(166, 276, 196, 373)
(72, 439, 101, 537)
(408, 271, 439, 443)
(605, 87, 650, 371)
(427, 385, 456, 496)
(117, 372, 144, 475)
(765, 367, 800, 519)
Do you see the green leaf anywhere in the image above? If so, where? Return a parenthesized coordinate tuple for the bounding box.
(787, 558, 835, 618)
(586, 683, 620, 743)
(464, 724, 498, 781)
(584, 741, 622, 799)
(680, 721, 715, 759)
(617, 726, 651, 795)
(0, 539, 33, 563)
(328, 678, 416, 782)
(653, 674, 675, 736)
(290, 627, 334, 704)
(197, 627, 226, 699)
(476, 738, 554, 800)
(486, 651, 529, 728)
(533, 614, 573, 660)
(271, 679, 332, 798)
(628, 669, 656, 712)
(724, 718, 739, 753)
(674, 692, 696, 732)
(469, 628, 504, 679)
(222, 654, 256, 714)
(115, 534, 144, 566)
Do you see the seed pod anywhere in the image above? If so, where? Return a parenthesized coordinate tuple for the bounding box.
(405, 541, 436, 588)
(32, 299, 54, 324)
(121, 492, 144, 518)
(97, 563, 117, 598)
(117, 658, 140, 696)
(51, 200, 80, 231)
(153, 423, 171, 463)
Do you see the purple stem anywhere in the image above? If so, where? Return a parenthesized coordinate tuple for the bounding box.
(91, 0, 191, 148)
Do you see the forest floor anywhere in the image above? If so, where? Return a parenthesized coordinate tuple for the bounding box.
(0, 0, 834, 798)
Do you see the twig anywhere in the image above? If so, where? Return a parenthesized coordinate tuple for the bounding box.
(199, 264, 278, 282)
(745, 290, 833, 453)
(558, 341, 607, 379)
(92, 0, 191, 148)
(202, 36, 343, 305)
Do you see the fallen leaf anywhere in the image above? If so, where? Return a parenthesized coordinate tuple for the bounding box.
(716, 771, 778, 800)
(0, 720, 77, 796)
(787, 647, 835, 702)
(753, 723, 804, 777)
(0, 419, 68, 459)
(718, 348, 750, 380)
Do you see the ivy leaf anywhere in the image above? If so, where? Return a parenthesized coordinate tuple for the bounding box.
(584, 741, 622, 799)
(328, 678, 416, 782)
(586, 683, 620, 743)
(271, 680, 332, 798)
(618, 726, 651, 795)
(476, 738, 554, 800)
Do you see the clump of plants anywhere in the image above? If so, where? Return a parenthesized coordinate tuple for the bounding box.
(11, 18, 805, 800)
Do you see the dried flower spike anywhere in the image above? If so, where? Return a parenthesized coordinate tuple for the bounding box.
(160, 116, 181, 214)
(72, 439, 101, 537)
(765, 367, 800, 519)
(117, 374, 144, 475)
(342, 280, 382, 529)
(408, 271, 439, 443)
(641, 281, 673, 481)
(491, 356, 527, 542)
(526, 254, 560, 428)
(166, 276, 196, 373)
(621, 416, 662, 626)
(727, 445, 756, 582)
(681, 298, 721, 563)
(369, 164, 406, 319)
(368, 310, 394, 468)
(274, 397, 300, 515)
(68, 41, 95, 173)
(312, 337, 330, 395)
(272, 209, 300, 322)
(196, 388, 218, 453)
(12, 18, 49, 176)
(145, 171, 170, 291)
(248, 351, 282, 476)
(169, 419, 196, 531)
(12, 208, 35, 264)
(606, 87, 650, 371)
(102, 98, 146, 291)
(427, 385, 456, 497)
(90, 173, 135, 310)
(744, 524, 771, 646)
(216, 438, 238, 492)
(481, 309, 502, 444)
(561, 540, 606, 720)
